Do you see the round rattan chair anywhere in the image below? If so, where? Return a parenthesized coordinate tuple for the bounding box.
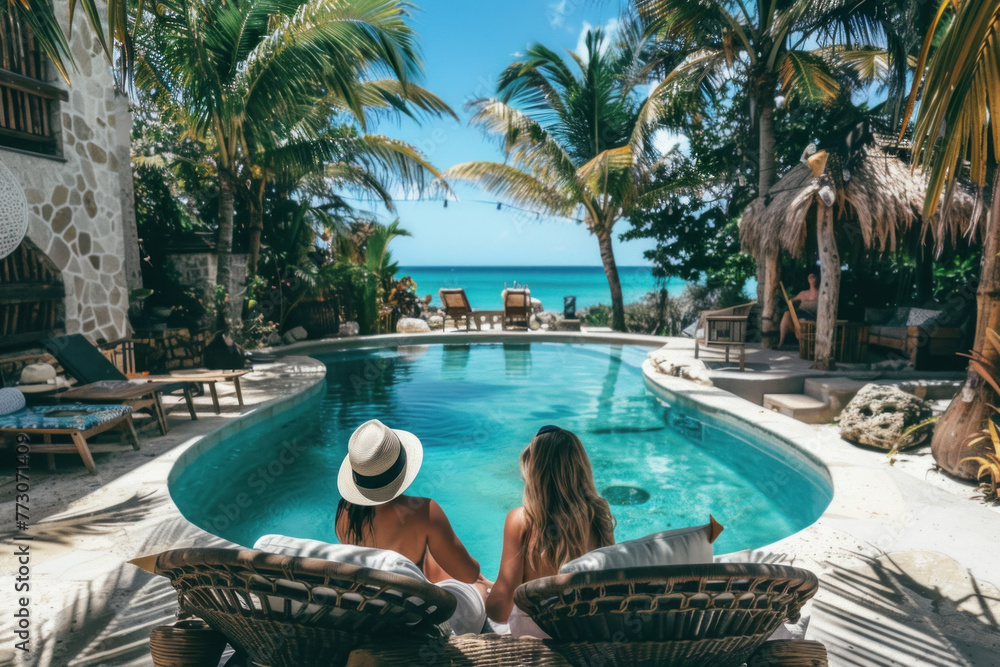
(133, 548, 457, 667)
(513, 562, 819, 667)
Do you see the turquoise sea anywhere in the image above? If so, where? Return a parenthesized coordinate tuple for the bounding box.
(399, 266, 681, 311)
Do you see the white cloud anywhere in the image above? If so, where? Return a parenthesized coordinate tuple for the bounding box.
(548, 0, 568, 28)
(651, 129, 690, 157)
(575, 18, 621, 61)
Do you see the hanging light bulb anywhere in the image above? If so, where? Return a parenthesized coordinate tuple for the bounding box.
(800, 142, 817, 163)
(774, 94, 786, 109)
(842, 169, 852, 182)
(818, 174, 836, 208)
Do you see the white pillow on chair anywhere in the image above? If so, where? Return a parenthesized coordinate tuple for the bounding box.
(253, 534, 426, 581)
(559, 516, 724, 573)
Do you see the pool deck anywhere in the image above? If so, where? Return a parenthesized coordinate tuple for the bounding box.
(1, 333, 998, 666)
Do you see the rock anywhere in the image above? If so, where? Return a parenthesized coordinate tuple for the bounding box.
(427, 315, 445, 330)
(281, 331, 298, 345)
(286, 326, 308, 341)
(396, 317, 431, 334)
(536, 310, 562, 325)
(552, 319, 581, 332)
(839, 384, 934, 450)
(266, 333, 283, 347)
(340, 321, 360, 336)
(531, 298, 544, 314)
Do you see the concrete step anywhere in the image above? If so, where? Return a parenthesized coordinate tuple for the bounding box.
(763, 393, 837, 424)
(804, 377, 870, 414)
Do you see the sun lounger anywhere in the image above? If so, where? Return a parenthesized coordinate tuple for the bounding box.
(439, 288, 476, 331)
(42, 335, 196, 434)
(135, 548, 823, 667)
(131, 548, 456, 667)
(0, 403, 139, 474)
(503, 287, 532, 330)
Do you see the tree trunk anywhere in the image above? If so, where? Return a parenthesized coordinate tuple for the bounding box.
(914, 245, 934, 304)
(215, 169, 236, 333)
(813, 204, 840, 370)
(757, 100, 780, 348)
(931, 170, 1000, 479)
(247, 180, 265, 277)
(597, 231, 626, 332)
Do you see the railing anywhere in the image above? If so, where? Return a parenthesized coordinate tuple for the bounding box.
(0, 15, 66, 155)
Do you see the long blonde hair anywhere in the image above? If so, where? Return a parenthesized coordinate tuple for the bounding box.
(520, 427, 615, 572)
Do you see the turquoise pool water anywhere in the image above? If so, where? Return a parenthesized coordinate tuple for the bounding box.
(171, 344, 832, 577)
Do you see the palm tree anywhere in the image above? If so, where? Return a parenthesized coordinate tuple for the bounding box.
(902, 0, 1000, 479)
(243, 81, 456, 277)
(136, 0, 427, 332)
(6, 0, 134, 85)
(634, 0, 902, 345)
(446, 29, 688, 332)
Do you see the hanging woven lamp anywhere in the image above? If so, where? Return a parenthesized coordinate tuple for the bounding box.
(0, 158, 28, 259)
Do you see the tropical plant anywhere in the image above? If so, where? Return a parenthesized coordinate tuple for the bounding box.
(633, 0, 909, 344)
(135, 0, 429, 332)
(959, 330, 1000, 502)
(902, 0, 1000, 480)
(446, 28, 692, 331)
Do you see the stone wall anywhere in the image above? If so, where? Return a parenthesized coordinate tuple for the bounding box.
(1, 3, 133, 343)
(133, 328, 207, 372)
(167, 252, 248, 326)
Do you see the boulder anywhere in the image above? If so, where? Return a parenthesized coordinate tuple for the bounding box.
(287, 326, 308, 341)
(839, 384, 933, 450)
(536, 310, 562, 325)
(531, 298, 544, 314)
(281, 331, 298, 345)
(340, 321, 360, 337)
(427, 315, 445, 330)
(396, 317, 431, 334)
(265, 332, 283, 347)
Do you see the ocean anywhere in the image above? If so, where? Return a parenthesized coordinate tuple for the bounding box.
(398, 266, 682, 311)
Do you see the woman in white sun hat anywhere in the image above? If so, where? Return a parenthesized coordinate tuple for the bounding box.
(336, 419, 491, 635)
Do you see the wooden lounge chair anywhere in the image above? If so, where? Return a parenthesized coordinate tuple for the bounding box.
(0, 403, 139, 474)
(503, 288, 532, 330)
(42, 335, 197, 434)
(131, 548, 456, 667)
(439, 288, 476, 332)
(353, 563, 822, 666)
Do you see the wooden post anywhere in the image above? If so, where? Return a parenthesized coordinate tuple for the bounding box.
(760, 252, 780, 348)
(813, 204, 840, 370)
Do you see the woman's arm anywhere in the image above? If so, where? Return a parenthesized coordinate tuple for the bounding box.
(486, 507, 527, 623)
(425, 499, 481, 583)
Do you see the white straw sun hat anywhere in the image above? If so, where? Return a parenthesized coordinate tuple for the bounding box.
(338, 420, 423, 506)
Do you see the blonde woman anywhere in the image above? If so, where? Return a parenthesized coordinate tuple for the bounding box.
(486, 425, 616, 635)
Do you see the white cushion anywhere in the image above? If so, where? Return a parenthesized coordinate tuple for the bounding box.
(0, 387, 25, 416)
(253, 534, 426, 581)
(560, 516, 724, 573)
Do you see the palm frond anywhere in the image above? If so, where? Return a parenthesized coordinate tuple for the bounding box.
(779, 50, 841, 104)
(444, 161, 576, 216)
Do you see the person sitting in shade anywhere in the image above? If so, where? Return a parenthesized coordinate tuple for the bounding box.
(336, 419, 491, 635)
(778, 273, 820, 348)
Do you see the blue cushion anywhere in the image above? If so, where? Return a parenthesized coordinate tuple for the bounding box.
(0, 404, 132, 431)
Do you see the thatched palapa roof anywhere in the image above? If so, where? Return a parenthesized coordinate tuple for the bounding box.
(740, 148, 983, 258)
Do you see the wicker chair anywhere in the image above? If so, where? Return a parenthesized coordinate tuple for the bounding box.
(512, 562, 819, 667)
(130, 548, 457, 667)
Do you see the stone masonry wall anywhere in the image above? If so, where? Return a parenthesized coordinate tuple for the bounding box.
(1, 3, 132, 343)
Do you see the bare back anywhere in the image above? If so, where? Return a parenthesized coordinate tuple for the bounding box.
(335, 495, 480, 584)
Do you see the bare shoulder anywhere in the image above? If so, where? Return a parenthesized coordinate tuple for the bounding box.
(505, 507, 527, 535)
(385, 495, 432, 526)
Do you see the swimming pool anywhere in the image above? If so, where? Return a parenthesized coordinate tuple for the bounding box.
(170, 343, 832, 577)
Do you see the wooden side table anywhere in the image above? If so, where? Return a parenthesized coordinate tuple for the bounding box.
(695, 314, 749, 371)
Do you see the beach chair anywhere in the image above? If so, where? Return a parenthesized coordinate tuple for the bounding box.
(130, 548, 456, 667)
(503, 287, 532, 330)
(351, 563, 824, 666)
(0, 403, 139, 474)
(439, 288, 475, 332)
(42, 335, 197, 434)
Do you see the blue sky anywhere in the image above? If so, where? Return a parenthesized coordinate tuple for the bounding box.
(369, 0, 656, 267)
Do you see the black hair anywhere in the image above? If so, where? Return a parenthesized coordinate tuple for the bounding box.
(336, 499, 376, 544)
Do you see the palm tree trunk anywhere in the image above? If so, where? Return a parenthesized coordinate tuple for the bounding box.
(247, 180, 265, 276)
(215, 168, 236, 332)
(598, 231, 626, 331)
(758, 98, 781, 348)
(931, 170, 1000, 479)
(813, 204, 840, 370)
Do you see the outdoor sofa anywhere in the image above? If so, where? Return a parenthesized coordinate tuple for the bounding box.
(134, 547, 824, 667)
(865, 307, 965, 369)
